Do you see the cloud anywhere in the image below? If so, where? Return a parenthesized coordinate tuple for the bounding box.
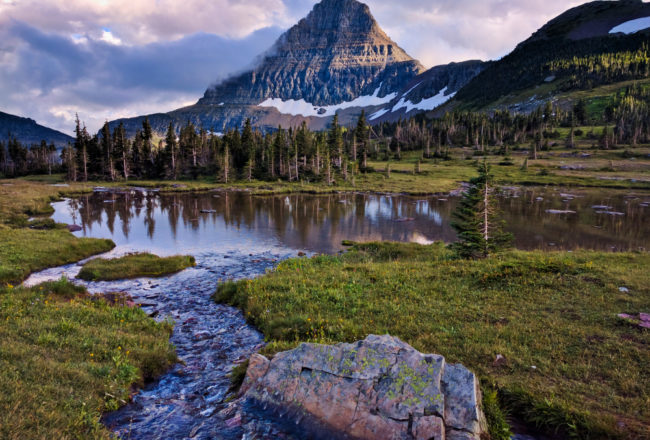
(0, 0, 598, 134)
(0, 22, 282, 134)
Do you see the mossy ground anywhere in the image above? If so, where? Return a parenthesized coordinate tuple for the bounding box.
(0, 278, 176, 439)
(215, 242, 650, 439)
(77, 253, 196, 281)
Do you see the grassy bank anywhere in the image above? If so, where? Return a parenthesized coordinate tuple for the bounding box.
(0, 278, 176, 439)
(78, 253, 196, 281)
(215, 242, 650, 439)
(0, 180, 115, 285)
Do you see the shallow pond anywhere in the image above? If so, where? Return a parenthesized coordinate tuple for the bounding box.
(51, 187, 650, 253)
(24, 186, 649, 439)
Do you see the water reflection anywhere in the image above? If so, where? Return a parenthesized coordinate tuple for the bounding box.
(52, 188, 650, 254)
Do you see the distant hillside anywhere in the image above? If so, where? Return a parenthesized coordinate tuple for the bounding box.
(0, 112, 73, 148)
(453, 0, 650, 111)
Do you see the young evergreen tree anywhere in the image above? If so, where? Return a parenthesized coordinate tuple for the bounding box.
(451, 160, 512, 259)
(355, 110, 369, 170)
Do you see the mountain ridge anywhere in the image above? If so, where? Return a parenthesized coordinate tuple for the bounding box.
(0, 111, 74, 148)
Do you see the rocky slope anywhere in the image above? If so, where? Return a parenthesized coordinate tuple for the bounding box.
(368, 60, 487, 123)
(0, 111, 73, 148)
(201, 0, 423, 107)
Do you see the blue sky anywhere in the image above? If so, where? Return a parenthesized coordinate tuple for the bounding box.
(0, 0, 586, 134)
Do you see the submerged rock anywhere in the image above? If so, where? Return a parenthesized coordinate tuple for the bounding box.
(239, 335, 487, 440)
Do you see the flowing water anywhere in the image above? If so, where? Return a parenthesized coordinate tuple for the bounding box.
(23, 187, 650, 439)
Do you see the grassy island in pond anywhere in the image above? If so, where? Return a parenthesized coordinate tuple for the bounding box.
(215, 242, 650, 439)
(78, 253, 196, 281)
(0, 278, 176, 439)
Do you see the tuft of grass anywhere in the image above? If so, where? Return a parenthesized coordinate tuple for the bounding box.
(481, 384, 512, 440)
(228, 359, 249, 394)
(0, 279, 176, 439)
(214, 242, 649, 438)
(77, 253, 196, 281)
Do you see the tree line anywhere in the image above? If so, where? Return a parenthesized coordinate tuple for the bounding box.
(2, 84, 648, 181)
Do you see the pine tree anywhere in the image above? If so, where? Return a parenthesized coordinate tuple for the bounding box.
(355, 110, 369, 170)
(451, 160, 512, 259)
(164, 123, 178, 179)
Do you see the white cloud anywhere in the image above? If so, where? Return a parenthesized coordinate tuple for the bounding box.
(100, 29, 123, 46)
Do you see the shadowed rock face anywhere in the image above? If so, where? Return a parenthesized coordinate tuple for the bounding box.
(238, 335, 487, 440)
(200, 0, 424, 107)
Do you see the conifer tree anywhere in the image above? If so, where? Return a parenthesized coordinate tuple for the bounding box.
(451, 160, 512, 259)
(355, 110, 369, 170)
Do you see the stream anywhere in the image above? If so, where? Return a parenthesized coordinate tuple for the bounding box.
(23, 187, 650, 439)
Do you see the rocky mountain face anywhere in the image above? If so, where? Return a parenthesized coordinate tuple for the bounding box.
(368, 60, 487, 123)
(201, 0, 424, 107)
(0, 111, 73, 148)
(110, 0, 436, 135)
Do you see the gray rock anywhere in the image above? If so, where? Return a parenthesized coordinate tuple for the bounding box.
(239, 335, 487, 440)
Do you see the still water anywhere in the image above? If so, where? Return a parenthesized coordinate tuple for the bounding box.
(25, 186, 649, 439)
(51, 187, 650, 253)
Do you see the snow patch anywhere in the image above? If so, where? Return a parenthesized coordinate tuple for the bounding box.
(609, 16, 650, 35)
(258, 85, 397, 117)
(403, 81, 422, 97)
(369, 108, 390, 121)
(391, 87, 454, 114)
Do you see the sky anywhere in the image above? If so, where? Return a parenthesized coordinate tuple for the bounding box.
(0, 0, 589, 134)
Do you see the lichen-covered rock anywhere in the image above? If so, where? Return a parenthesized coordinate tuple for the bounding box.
(240, 335, 487, 440)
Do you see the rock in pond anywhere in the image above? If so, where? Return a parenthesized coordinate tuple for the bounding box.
(238, 335, 487, 440)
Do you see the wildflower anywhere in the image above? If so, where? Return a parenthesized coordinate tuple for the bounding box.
(118, 346, 122, 350)
(126, 350, 130, 356)
(7, 284, 13, 289)
(90, 353, 94, 357)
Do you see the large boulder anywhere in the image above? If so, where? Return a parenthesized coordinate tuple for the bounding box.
(239, 335, 487, 440)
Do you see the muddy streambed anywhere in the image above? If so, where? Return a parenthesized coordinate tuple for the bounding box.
(24, 187, 650, 439)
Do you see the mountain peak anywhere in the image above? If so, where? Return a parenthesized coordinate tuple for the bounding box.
(199, 0, 423, 107)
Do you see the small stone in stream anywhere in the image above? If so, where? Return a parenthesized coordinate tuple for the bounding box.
(200, 209, 216, 213)
(66, 224, 82, 232)
(225, 414, 242, 428)
(298, 252, 306, 257)
(147, 310, 159, 318)
(200, 407, 215, 417)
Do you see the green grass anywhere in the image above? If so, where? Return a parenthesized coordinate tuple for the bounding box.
(0, 180, 115, 285)
(77, 253, 196, 281)
(214, 242, 650, 439)
(0, 278, 176, 439)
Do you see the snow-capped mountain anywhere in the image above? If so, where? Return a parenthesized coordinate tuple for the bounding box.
(108, 0, 483, 135)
